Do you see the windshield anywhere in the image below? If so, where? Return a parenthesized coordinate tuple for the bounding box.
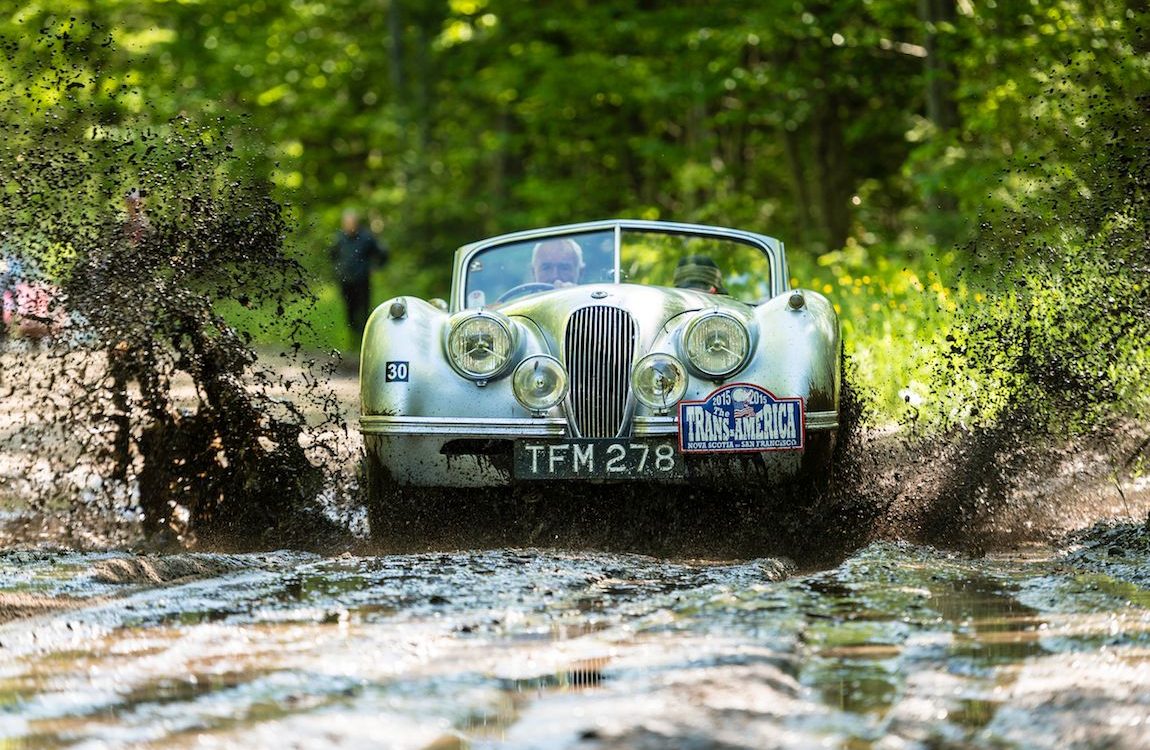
(462, 228, 774, 308)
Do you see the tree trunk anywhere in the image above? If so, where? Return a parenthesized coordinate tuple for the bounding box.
(781, 126, 815, 244)
(387, 0, 405, 99)
(920, 0, 960, 213)
(812, 94, 851, 250)
(920, 0, 960, 132)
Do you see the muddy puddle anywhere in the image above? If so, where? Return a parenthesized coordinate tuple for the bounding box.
(2, 537, 1148, 749)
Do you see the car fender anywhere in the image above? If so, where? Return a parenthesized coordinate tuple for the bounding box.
(635, 291, 839, 415)
(361, 297, 549, 418)
(746, 290, 840, 413)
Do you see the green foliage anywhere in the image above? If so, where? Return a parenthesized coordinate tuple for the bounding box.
(919, 1, 1150, 431)
(792, 236, 963, 417)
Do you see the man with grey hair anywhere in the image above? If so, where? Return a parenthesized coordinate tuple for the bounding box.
(530, 238, 583, 287)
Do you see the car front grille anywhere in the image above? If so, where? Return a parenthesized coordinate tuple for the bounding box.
(564, 305, 638, 438)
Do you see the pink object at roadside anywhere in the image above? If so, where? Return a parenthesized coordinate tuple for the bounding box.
(2, 281, 66, 338)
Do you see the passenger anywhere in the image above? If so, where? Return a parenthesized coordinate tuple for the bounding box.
(123, 187, 150, 245)
(531, 238, 583, 287)
(673, 254, 726, 294)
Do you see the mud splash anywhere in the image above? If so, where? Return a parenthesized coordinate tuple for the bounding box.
(0, 23, 352, 549)
(893, 66, 1150, 545)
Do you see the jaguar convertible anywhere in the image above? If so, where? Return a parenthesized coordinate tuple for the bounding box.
(360, 220, 841, 533)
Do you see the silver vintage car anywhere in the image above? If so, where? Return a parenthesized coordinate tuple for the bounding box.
(360, 220, 841, 534)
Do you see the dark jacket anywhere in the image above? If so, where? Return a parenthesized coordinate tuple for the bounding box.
(330, 229, 387, 282)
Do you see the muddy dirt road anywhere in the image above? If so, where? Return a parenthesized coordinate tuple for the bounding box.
(4, 360, 1150, 748)
(3, 533, 1150, 749)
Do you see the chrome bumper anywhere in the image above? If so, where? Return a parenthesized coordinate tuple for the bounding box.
(359, 411, 839, 437)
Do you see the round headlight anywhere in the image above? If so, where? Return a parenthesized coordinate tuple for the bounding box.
(632, 353, 689, 412)
(512, 355, 569, 413)
(683, 312, 750, 378)
(447, 313, 515, 379)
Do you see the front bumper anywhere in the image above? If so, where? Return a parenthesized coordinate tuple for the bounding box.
(360, 411, 838, 437)
(361, 411, 838, 487)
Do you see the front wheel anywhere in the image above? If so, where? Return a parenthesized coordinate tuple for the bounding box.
(363, 449, 436, 548)
(797, 431, 837, 495)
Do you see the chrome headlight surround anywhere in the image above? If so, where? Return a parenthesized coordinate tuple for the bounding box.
(445, 311, 517, 382)
(681, 311, 751, 379)
(512, 355, 569, 414)
(631, 352, 689, 414)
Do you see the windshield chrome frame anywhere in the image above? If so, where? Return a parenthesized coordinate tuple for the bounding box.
(449, 219, 789, 312)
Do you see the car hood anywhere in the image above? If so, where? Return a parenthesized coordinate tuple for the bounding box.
(494, 282, 754, 352)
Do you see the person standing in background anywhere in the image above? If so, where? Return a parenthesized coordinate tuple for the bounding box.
(65, 187, 158, 483)
(330, 208, 387, 343)
(123, 187, 150, 245)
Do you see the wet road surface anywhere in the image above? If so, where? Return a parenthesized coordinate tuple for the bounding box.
(3, 540, 1149, 749)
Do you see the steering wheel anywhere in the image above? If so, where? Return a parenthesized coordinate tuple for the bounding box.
(495, 282, 554, 303)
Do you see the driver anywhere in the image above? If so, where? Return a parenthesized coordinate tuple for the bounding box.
(531, 238, 584, 287)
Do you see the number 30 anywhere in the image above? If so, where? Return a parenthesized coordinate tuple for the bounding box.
(385, 361, 409, 382)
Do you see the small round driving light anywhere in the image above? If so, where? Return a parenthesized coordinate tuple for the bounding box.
(512, 355, 569, 413)
(447, 313, 515, 379)
(788, 291, 806, 310)
(683, 312, 751, 378)
(632, 353, 689, 412)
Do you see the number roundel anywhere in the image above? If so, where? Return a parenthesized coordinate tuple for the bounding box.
(385, 361, 409, 382)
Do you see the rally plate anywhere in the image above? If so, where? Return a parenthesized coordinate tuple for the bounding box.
(513, 439, 685, 480)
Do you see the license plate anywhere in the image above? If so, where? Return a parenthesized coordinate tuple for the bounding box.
(513, 439, 685, 480)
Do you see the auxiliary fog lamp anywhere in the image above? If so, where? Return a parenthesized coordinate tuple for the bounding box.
(512, 355, 569, 414)
(631, 353, 689, 413)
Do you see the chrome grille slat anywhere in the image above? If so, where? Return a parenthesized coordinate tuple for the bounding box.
(564, 306, 637, 438)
